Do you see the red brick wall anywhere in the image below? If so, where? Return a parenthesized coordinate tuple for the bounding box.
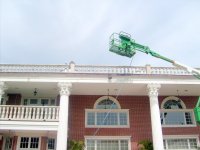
(40, 137, 47, 150)
(12, 136, 18, 150)
(68, 95, 200, 150)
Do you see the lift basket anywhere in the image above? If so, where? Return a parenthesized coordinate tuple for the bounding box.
(194, 97, 200, 124)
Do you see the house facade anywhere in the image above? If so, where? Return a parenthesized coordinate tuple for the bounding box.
(0, 62, 200, 150)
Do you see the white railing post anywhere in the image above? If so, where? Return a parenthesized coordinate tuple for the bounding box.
(2, 106, 5, 118)
(36, 107, 40, 119)
(21, 107, 25, 119)
(52, 107, 56, 120)
(56, 107, 59, 120)
(32, 107, 36, 119)
(6, 106, 9, 119)
(17, 106, 21, 119)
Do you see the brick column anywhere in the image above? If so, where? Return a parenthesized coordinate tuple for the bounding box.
(56, 82, 71, 150)
(147, 83, 164, 150)
(40, 137, 47, 150)
(12, 136, 18, 150)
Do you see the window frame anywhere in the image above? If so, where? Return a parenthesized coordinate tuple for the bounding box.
(160, 109, 196, 127)
(85, 109, 130, 128)
(17, 136, 40, 150)
(47, 138, 56, 150)
(161, 97, 196, 127)
(163, 135, 199, 150)
(84, 136, 131, 150)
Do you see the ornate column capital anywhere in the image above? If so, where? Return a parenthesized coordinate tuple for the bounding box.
(0, 82, 7, 96)
(147, 83, 161, 97)
(57, 82, 72, 96)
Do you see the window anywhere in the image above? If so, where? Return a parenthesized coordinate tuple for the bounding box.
(164, 138, 198, 150)
(96, 99, 119, 109)
(19, 137, 39, 149)
(85, 138, 130, 150)
(86, 110, 129, 127)
(160, 97, 195, 126)
(47, 138, 55, 150)
(4, 137, 13, 150)
(86, 96, 129, 127)
(23, 98, 55, 106)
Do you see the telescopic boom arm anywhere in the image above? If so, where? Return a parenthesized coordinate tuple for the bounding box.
(109, 32, 200, 79)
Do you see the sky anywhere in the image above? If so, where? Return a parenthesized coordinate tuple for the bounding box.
(0, 0, 200, 67)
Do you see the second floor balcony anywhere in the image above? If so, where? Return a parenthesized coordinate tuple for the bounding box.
(0, 104, 59, 131)
(0, 105, 59, 121)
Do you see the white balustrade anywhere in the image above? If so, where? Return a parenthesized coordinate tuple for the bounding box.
(0, 64, 199, 76)
(0, 105, 59, 121)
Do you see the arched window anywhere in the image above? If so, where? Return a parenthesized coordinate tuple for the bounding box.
(94, 96, 121, 109)
(160, 96, 194, 126)
(163, 100, 183, 109)
(86, 96, 129, 127)
(161, 96, 186, 109)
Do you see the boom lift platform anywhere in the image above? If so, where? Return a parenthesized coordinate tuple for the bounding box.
(109, 31, 200, 124)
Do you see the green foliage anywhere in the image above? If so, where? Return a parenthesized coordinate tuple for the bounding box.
(138, 140, 153, 150)
(67, 140, 84, 150)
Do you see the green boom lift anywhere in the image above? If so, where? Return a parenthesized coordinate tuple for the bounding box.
(109, 31, 200, 124)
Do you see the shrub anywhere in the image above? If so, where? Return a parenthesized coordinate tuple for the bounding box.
(138, 140, 153, 150)
(67, 140, 84, 150)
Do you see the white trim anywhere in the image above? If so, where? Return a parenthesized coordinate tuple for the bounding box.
(0, 121, 58, 131)
(161, 96, 186, 109)
(94, 96, 121, 109)
(1, 76, 200, 84)
(85, 109, 130, 128)
(163, 135, 199, 139)
(85, 136, 131, 140)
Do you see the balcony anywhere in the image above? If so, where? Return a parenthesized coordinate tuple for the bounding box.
(0, 105, 59, 131)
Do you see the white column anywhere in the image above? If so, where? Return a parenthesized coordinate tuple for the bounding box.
(147, 83, 164, 150)
(56, 82, 72, 150)
(0, 82, 7, 105)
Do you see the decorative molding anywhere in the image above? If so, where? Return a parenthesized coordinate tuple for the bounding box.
(57, 82, 72, 96)
(147, 83, 161, 97)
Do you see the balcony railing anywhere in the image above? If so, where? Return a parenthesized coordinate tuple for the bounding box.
(0, 105, 59, 121)
(0, 64, 199, 76)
